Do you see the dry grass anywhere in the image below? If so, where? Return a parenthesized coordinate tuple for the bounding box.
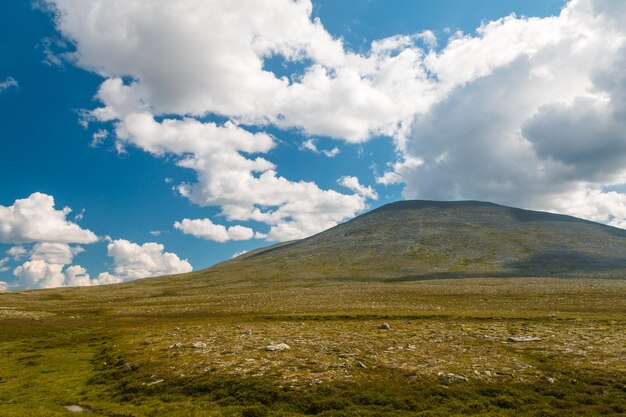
(1, 277, 625, 416)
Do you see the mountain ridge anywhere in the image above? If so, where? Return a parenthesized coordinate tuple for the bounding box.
(207, 199, 626, 281)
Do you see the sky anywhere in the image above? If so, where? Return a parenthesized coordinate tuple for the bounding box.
(3, 0, 626, 290)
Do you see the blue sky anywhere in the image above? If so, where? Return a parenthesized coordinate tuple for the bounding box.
(6, 0, 626, 289)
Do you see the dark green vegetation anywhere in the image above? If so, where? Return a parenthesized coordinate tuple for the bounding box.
(1, 201, 626, 416)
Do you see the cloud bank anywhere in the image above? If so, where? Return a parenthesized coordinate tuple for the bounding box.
(0, 194, 191, 289)
(43, 0, 626, 238)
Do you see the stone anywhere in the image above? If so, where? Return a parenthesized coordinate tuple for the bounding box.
(265, 343, 290, 351)
(438, 373, 468, 384)
(378, 323, 391, 330)
(192, 341, 207, 349)
(146, 379, 164, 386)
(65, 405, 93, 413)
(169, 342, 182, 349)
(507, 336, 542, 342)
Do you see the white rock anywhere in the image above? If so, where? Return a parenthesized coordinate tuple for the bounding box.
(508, 336, 542, 342)
(65, 405, 93, 413)
(265, 343, 290, 351)
(192, 342, 207, 349)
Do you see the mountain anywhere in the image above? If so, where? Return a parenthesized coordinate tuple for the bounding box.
(203, 200, 626, 281)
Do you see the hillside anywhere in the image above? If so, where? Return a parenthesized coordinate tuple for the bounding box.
(208, 200, 626, 281)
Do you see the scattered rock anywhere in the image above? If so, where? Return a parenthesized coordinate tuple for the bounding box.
(438, 373, 468, 384)
(265, 343, 290, 352)
(146, 379, 164, 386)
(192, 342, 207, 349)
(356, 361, 367, 369)
(507, 336, 542, 342)
(65, 405, 93, 413)
(243, 330, 253, 336)
(378, 323, 391, 330)
(169, 342, 182, 349)
(545, 376, 556, 384)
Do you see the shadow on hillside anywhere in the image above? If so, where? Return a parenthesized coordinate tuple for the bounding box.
(386, 251, 626, 282)
(507, 251, 626, 275)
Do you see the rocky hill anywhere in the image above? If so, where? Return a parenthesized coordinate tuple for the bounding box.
(208, 200, 626, 281)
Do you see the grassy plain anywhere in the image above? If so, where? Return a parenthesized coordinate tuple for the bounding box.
(1, 277, 625, 416)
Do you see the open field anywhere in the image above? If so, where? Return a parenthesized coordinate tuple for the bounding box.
(1, 277, 625, 416)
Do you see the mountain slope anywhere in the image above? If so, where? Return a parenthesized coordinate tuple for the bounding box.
(206, 200, 626, 281)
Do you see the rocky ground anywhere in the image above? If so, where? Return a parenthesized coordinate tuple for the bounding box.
(1, 278, 625, 416)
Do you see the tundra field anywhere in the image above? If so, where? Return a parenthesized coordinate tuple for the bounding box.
(1, 277, 625, 417)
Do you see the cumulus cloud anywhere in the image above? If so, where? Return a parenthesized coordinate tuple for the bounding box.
(103, 239, 192, 280)
(300, 139, 340, 157)
(44, 0, 434, 142)
(0, 193, 98, 244)
(98, 103, 370, 241)
(388, 0, 626, 226)
(11, 242, 109, 289)
(41, 0, 421, 241)
(44, 0, 626, 231)
(338, 176, 378, 200)
(6, 246, 27, 259)
(0, 76, 18, 92)
(174, 218, 254, 242)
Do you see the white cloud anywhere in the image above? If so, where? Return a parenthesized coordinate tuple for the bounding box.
(93, 271, 123, 285)
(6, 246, 27, 259)
(105, 109, 370, 241)
(0, 77, 18, 92)
(41, 0, 411, 241)
(300, 139, 340, 157)
(103, 239, 192, 280)
(387, 0, 626, 226)
(149, 230, 161, 236)
(0, 257, 9, 273)
(376, 156, 424, 186)
(11, 242, 104, 289)
(174, 218, 254, 242)
(14, 260, 66, 289)
(46, 0, 429, 142)
(90, 129, 108, 147)
(231, 250, 248, 259)
(44, 0, 626, 232)
(0, 193, 98, 244)
(338, 176, 378, 200)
